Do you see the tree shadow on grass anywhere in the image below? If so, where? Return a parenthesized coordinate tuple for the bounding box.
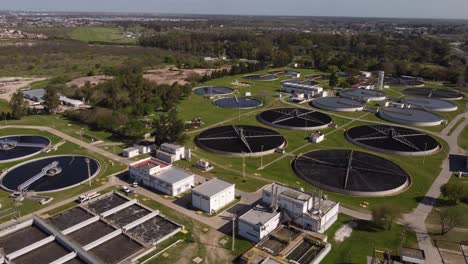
(414, 196, 454, 207)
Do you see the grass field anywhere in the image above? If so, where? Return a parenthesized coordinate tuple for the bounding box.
(68, 27, 138, 44)
(0, 99, 11, 113)
(0, 128, 126, 221)
(458, 124, 468, 152)
(322, 214, 417, 263)
(425, 176, 468, 251)
(174, 68, 453, 212)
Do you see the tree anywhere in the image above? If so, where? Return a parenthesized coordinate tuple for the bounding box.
(371, 204, 402, 231)
(329, 71, 339, 88)
(44, 86, 61, 113)
(152, 109, 188, 146)
(440, 182, 467, 204)
(436, 207, 463, 235)
(120, 120, 147, 139)
(9, 91, 29, 119)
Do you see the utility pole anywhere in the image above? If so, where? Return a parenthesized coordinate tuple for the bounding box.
(86, 158, 91, 186)
(231, 213, 236, 251)
(422, 142, 428, 164)
(260, 145, 264, 169)
(241, 151, 247, 180)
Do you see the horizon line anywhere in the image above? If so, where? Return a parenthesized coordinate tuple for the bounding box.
(1, 9, 468, 21)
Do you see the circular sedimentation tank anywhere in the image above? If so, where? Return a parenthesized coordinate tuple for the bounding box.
(311, 97, 364, 112)
(195, 125, 286, 157)
(257, 108, 332, 130)
(281, 79, 319, 86)
(345, 125, 440, 155)
(0, 155, 100, 193)
(402, 97, 458, 112)
(0, 135, 51, 163)
(213, 96, 263, 109)
(193, 86, 235, 96)
(378, 107, 443, 127)
(293, 149, 410, 197)
(340, 88, 386, 101)
(243, 74, 278, 81)
(402, 88, 463, 101)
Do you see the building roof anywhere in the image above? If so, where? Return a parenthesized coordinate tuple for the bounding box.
(264, 184, 311, 201)
(156, 167, 194, 184)
(161, 143, 183, 150)
(59, 96, 84, 106)
(123, 147, 139, 152)
(401, 247, 425, 260)
(192, 178, 234, 198)
(239, 205, 280, 226)
(23, 89, 46, 100)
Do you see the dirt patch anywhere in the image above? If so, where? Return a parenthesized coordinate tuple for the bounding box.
(0, 77, 47, 101)
(334, 221, 357, 242)
(66, 75, 113, 88)
(143, 66, 230, 86)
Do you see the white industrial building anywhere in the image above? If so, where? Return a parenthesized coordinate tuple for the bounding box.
(282, 82, 325, 98)
(123, 147, 140, 158)
(129, 157, 194, 196)
(237, 205, 281, 243)
(22, 88, 84, 108)
(262, 184, 339, 233)
(191, 178, 235, 214)
(156, 143, 186, 164)
(122, 142, 156, 158)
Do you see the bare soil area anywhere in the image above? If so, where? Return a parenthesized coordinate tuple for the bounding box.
(66, 75, 113, 88)
(0, 77, 47, 101)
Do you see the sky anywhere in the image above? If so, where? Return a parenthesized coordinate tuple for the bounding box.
(2, 0, 468, 20)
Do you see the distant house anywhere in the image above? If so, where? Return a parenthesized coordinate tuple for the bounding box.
(22, 88, 84, 108)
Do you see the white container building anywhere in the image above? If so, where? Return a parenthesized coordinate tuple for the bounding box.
(192, 178, 235, 214)
(238, 206, 281, 243)
(129, 157, 194, 196)
(122, 147, 140, 158)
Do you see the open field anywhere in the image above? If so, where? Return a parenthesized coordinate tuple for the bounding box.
(322, 214, 417, 263)
(68, 27, 138, 44)
(0, 40, 177, 77)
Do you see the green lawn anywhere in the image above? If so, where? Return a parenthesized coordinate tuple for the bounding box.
(0, 99, 11, 113)
(425, 176, 468, 251)
(458, 124, 468, 152)
(68, 27, 137, 44)
(322, 214, 418, 264)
